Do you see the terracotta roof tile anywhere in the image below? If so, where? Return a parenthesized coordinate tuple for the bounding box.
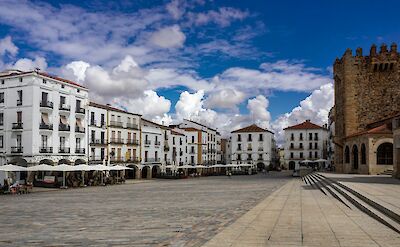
(231, 124, 273, 134)
(346, 123, 392, 138)
(284, 121, 324, 130)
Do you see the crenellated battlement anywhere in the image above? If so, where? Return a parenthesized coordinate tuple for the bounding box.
(335, 43, 399, 67)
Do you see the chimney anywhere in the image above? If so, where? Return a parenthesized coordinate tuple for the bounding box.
(370, 44, 377, 56)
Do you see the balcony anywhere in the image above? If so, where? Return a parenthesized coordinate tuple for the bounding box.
(75, 126, 85, 133)
(237, 148, 242, 151)
(126, 139, 140, 145)
(89, 155, 104, 162)
(247, 148, 253, 151)
(126, 123, 138, 129)
(59, 104, 70, 112)
(17, 99, 22, 106)
(237, 139, 242, 142)
(258, 147, 264, 151)
(40, 100, 53, 109)
(75, 107, 85, 114)
(109, 121, 123, 128)
(12, 122, 23, 130)
(247, 157, 253, 161)
(75, 148, 85, 154)
(59, 147, 70, 153)
(179, 151, 183, 156)
(39, 123, 53, 130)
(90, 139, 106, 145)
(164, 145, 170, 152)
(110, 138, 124, 144)
(145, 140, 151, 145)
(11, 146, 23, 153)
(39, 147, 53, 153)
(154, 141, 161, 146)
(258, 157, 264, 161)
(110, 157, 125, 163)
(189, 150, 196, 154)
(144, 158, 160, 163)
(126, 157, 140, 163)
(59, 124, 70, 131)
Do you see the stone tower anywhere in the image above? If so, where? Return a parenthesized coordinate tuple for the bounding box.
(333, 43, 400, 172)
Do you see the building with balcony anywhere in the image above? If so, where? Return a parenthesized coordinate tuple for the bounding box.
(0, 69, 89, 169)
(284, 120, 328, 170)
(231, 124, 274, 170)
(88, 102, 141, 168)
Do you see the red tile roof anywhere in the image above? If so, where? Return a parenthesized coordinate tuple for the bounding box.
(89, 102, 141, 116)
(231, 124, 273, 134)
(171, 130, 185, 136)
(284, 120, 324, 130)
(346, 123, 392, 139)
(0, 70, 87, 89)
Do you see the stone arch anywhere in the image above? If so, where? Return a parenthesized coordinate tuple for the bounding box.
(8, 157, 28, 167)
(361, 144, 367, 165)
(256, 162, 265, 171)
(152, 165, 161, 178)
(344, 146, 350, 163)
(75, 159, 86, 165)
(288, 161, 295, 170)
(352, 145, 359, 170)
(58, 159, 71, 165)
(141, 166, 150, 179)
(376, 142, 393, 165)
(126, 164, 138, 179)
(39, 159, 54, 165)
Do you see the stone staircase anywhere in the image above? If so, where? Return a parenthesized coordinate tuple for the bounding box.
(302, 172, 400, 234)
(379, 169, 394, 176)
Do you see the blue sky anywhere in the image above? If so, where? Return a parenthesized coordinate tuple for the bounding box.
(0, 0, 398, 139)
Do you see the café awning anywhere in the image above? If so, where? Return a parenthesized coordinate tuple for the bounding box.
(0, 164, 27, 172)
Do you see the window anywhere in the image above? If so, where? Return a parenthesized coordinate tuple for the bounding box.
(238, 143, 241, 150)
(309, 133, 312, 140)
(0, 112, 3, 126)
(345, 146, 350, 163)
(19, 77, 23, 82)
(16, 134, 22, 147)
(314, 143, 318, 149)
(248, 134, 252, 142)
(90, 112, 95, 125)
(259, 134, 263, 141)
(0, 135, 3, 148)
(237, 154, 241, 161)
(76, 99, 81, 110)
(41, 92, 48, 103)
(377, 143, 393, 165)
(43, 79, 47, 84)
(0, 92, 4, 103)
(314, 133, 319, 140)
(60, 96, 66, 107)
(77, 89, 80, 93)
(299, 143, 303, 149)
(192, 136, 194, 143)
(290, 133, 294, 141)
(60, 136, 65, 148)
(1, 79, 4, 84)
(300, 133, 303, 140)
(101, 114, 105, 126)
(41, 135, 48, 147)
(61, 84, 65, 88)
(300, 152, 303, 158)
(290, 143, 294, 149)
(76, 138, 81, 149)
(91, 130, 95, 143)
(17, 90, 22, 105)
(17, 111, 22, 123)
(309, 152, 312, 158)
(309, 143, 312, 149)
(361, 144, 366, 164)
(290, 152, 294, 158)
(315, 151, 318, 158)
(173, 137, 175, 145)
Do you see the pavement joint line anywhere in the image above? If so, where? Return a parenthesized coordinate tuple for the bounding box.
(267, 180, 296, 241)
(310, 183, 342, 247)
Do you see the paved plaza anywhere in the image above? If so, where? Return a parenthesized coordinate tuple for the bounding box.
(0, 172, 292, 247)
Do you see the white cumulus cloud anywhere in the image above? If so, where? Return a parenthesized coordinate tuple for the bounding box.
(149, 25, 186, 48)
(247, 95, 271, 129)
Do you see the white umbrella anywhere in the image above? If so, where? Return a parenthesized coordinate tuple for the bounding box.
(74, 164, 93, 171)
(301, 159, 313, 163)
(27, 164, 56, 171)
(51, 164, 77, 188)
(91, 164, 112, 171)
(0, 164, 27, 172)
(194, 165, 206, 168)
(109, 165, 132, 170)
(178, 165, 195, 169)
(315, 159, 327, 162)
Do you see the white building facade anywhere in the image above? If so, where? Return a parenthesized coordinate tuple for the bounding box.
(0, 70, 89, 169)
(284, 120, 329, 170)
(231, 124, 274, 170)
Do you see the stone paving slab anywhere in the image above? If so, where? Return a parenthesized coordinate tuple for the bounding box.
(0, 172, 292, 247)
(202, 178, 400, 247)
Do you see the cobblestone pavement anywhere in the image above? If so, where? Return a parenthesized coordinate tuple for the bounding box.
(0, 172, 292, 247)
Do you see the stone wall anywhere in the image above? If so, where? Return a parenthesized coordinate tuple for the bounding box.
(334, 43, 400, 172)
